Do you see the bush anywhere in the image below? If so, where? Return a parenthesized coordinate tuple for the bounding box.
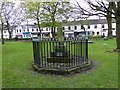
(4, 38, 32, 41)
(88, 35, 103, 40)
(15, 37, 18, 41)
(93, 35, 102, 38)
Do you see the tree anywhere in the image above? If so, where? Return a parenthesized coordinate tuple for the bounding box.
(111, 2, 120, 50)
(107, 2, 112, 37)
(25, 2, 42, 37)
(41, 1, 71, 38)
(75, 0, 120, 50)
(1, 2, 25, 39)
(1, 19, 4, 44)
(25, 1, 72, 38)
(0, 3, 4, 44)
(74, 0, 113, 38)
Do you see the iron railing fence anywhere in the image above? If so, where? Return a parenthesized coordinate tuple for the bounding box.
(32, 37, 88, 70)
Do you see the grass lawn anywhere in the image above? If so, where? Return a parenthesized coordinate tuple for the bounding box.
(2, 38, 118, 88)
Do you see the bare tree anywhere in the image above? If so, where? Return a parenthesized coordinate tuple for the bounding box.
(1, 20, 4, 44)
(1, 2, 25, 39)
(75, 0, 120, 51)
(74, 0, 114, 38)
(0, 3, 4, 44)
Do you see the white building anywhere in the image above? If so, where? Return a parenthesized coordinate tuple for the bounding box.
(0, 19, 116, 39)
(62, 19, 116, 37)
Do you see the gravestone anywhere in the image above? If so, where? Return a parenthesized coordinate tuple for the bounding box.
(47, 42, 72, 63)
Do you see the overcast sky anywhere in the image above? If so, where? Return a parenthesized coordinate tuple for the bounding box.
(0, 0, 106, 25)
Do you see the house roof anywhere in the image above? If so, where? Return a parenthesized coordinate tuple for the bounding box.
(62, 19, 116, 26)
(16, 19, 116, 28)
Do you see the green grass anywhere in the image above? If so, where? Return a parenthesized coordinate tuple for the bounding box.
(2, 38, 118, 88)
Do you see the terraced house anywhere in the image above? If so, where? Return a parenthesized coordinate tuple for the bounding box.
(0, 19, 116, 39)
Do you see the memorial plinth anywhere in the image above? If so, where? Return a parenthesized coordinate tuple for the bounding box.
(47, 43, 72, 63)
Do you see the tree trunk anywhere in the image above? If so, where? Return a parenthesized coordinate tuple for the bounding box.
(8, 31, 12, 39)
(36, 3, 41, 38)
(1, 21, 4, 44)
(116, 15, 120, 50)
(51, 26, 56, 38)
(57, 23, 62, 41)
(51, 18, 56, 38)
(107, 2, 112, 38)
(107, 15, 112, 38)
(115, 2, 120, 50)
(53, 26, 56, 38)
(6, 21, 11, 39)
(37, 18, 41, 38)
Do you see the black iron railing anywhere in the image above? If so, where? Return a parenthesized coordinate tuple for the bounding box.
(32, 37, 88, 70)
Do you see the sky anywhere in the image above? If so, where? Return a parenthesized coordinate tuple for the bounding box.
(0, 0, 106, 25)
(70, 0, 106, 19)
(21, 0, 106, 25)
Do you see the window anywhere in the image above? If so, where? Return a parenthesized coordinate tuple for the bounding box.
(88, 31, 90, 35)
(92, 31, 94, 35)
(17, 30, 18, 32)
(27, 29, 29, 32)
(81, 25, 84, 29)
(62, 27, 65, 30)
(23, 30, 25, 32)
(97, 32, 99, 35)
(102, 25, 104, 28)
(94, 25, 97, 28)
(46, 28, 48, 31)
(102, 33, 105, 37)
(4, 30, 6, 33)
(32, 29, 34, 31)
(103, 29, 108, 31)
(88, 25, 90, 29)
(103, 29, 106, 31)
(36, 28, 38, 31)
(81, 25, 83, 29)
(20, 29, 21, 32)
(68, 33, 72, 37)
(112, 28, 115, 30)
(68, 26, 70, 30)
(75, 26, 77, 30)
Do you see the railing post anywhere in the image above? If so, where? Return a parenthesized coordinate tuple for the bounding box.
(85, 37, 88, 63)
(32, 38, 40, 65)
(32, 41, 36, 64)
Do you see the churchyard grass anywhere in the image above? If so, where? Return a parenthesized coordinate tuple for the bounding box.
(2, 38, 118, 88)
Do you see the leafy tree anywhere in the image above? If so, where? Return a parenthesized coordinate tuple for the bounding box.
(25, 1, 72, 38)
(41, 1, 71, 38)
(25, 2, 42, 36)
